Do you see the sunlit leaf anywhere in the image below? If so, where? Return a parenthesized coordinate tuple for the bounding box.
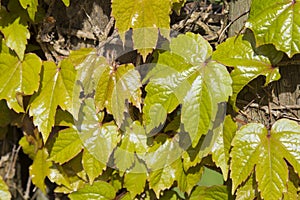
(61, 0, 70, 7)
(149, 158, 182, 198)
(30, 59, 76, 141)
(111, 0, 172, 59)
(124, 159, 148, 198)
(114, 121, 147, 171)
(82, 148, 106, 184)
(19, 136, 36, 159)
(212, 115, 237, 181)
(0, 50, 41, 112)
(76, 99, 120, 168)
(213, 33, 283, 109)
(0, 175, 11, 200)
(246, 0, 300, 57)
(235, 174, 256, 200)
(144, 33, 231, 144)
(230, 119, 300, 200)
(49, 127, 83, 164)
(68, 181, 116, 200)
(95, 64, 142, 127)
(29, 148, 51, 193)
(0, 17, 29, 60)
(189, 185, 228, 200)
(19, 0, 38, 20)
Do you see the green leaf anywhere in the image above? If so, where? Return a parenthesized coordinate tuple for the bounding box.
(82, 148, 106, 184)
(48, 165, 71, 189)
(212, 115, 237, 181)
(19, 0, 38, 20)
(124, 159, 148, 198)
(114, 121, 147, 171)
(77, 99, 120, 168)
(198, 167, 224, 187)
(171, 0, 186, 15)
(246, 0, 300, 57)
(213, 34, 283, 109)
(61, 0, 70, 7)
(0, 17, 29, 60)
(189, 185, 228, 200)
(0, 175, 11, 200)
(284, 180, 299, 200)
(235, 174, 257, 200)
(95, 63, 142, 127)
(230, 119, 300, 200)
(144, 33, 231, 141)
(19, 136, 36, 159)
(49, 127, 83, 164)
(68, 181, 116, 200)
(0, 51, 42, 112)
(29, 148, 51, 193)
(111, 0, 172, 59)
(149, 158, 182, 198)
(30, 59, 76, 141)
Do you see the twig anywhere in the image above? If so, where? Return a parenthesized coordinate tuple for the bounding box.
(24, 176, 32, 200)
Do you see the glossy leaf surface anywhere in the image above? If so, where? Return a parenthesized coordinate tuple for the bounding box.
(246, 0, 300, 57)
(49, 127, 83, 164)
(19, 0, 38, 20)
(213, 34, 283, 109)
(68, 181, 116, 200)
(230, 119, 300, 200)
(0, 50, 41, 112)
(30, 60, 76, 141)
(144, 33, 231, 146)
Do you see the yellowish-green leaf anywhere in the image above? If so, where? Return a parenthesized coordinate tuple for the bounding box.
(0, 175, 11, 200)
(212, 33, 283, 109)
(19, 136, 36, 159)
(29, 148, 51, 193)
(212, 115, 237, 181)
(124, 159, 148, 198)
(1, 17, 29, 60)
(77, 99, 120, 169)
(68, 181, 116, 200)
(19, 0, 38, 20)
(48, 165, 71, 189)
(189, 185, 228, 200)
(149, 158, 182, 198)
(114, 121, 147, 171)
(95, 63, 142, 127)
(61, 0, 70, 7)
(82, 148, 106, 184)
(30, 59, 76, 142)
(235, 174, 256, 200)
(246, 0, 300, 57)
(111, 0, 172, 59)
(0, 51, 42, 112)
(49, 127, 83, 164)
(230, 119, 300, 200)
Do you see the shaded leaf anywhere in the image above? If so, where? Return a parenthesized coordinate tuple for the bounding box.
(68, 181, 116, 200)
(230, 119, 300, 200)
(246, 0, 300, 57)
(82, 148, 106, 184)
(19, 136, 36, 159)
(212, 34, 282, 109)
(0, 175, 11, 200)
(49, 127, 83, 164)
(189, 185, 228, 200)
(29, 148, 51, 193)
(0, 51, 42, 112)
(198, 167, 224, 187)
(0, 100, 11, 126)
(30, 59, 76, 141)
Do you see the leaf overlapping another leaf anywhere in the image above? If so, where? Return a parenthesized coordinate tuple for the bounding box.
(246, 0, 300, 57)
(144, 33, 232, 147)
(230, 119, 300, 200)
